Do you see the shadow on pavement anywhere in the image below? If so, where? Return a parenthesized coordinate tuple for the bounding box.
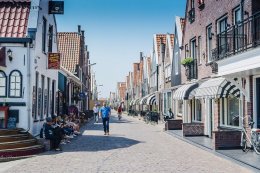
(40, 135, 141, 155)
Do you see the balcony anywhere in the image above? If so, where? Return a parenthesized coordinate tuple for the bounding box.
(188, 8, 195, 23)
(212, 11, 260, 61)
(212, 11, 260, 76)
(185, 59, 198, 80)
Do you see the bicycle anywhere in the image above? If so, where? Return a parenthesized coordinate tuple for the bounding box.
(240, 116, 260, 154)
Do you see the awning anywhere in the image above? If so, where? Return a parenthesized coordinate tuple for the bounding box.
(129, 100, 135, 106)
(172, 83, 198, 100)
(139, 94, 150, 105)
(147, 93, 157, 105)
(195, 77, 240, 99)
(134, 98, 141, 105)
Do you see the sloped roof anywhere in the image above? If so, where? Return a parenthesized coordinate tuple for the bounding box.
(58, 32, 81, 73)
(0, 0, 30, 38)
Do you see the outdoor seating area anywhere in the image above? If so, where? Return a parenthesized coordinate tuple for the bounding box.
(40, 109, 92, 151)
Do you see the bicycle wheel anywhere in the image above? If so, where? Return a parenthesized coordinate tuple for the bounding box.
(251, 132, 260, 155)
(241, 132, 250, 152)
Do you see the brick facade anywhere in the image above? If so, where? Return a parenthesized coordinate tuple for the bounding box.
(182, 122, 204, 136)
(165, 119, 182, 130)
(212, 130, 241, 150)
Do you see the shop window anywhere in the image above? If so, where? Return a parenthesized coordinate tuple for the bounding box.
(178, 100, 183, 116)
(0, 71, 7, 97)
(194, 99, 202, 122)
(9, 70, 22, 98)
(221, 97, 240, 127)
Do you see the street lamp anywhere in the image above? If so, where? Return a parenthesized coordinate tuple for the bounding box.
(89, 63, 96, 66)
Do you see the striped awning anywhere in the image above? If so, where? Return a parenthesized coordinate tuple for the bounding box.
(134, 98, 141, 105)
(139, 94, 151, 105)
(147, 93, 156, 105)
(172, 83, 198, 100)
(129, 100, 135, 106)
(195, 77, 240, 99)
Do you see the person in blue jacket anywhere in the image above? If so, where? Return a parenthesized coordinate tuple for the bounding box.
(99, 102, 111, 135)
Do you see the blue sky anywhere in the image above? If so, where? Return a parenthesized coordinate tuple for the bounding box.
(56, 0, 186, 98)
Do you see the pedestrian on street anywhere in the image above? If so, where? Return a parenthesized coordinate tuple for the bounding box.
(117, 105, 122, 120)
(93, 104, 99, 123)
(99, 102, 111, 135)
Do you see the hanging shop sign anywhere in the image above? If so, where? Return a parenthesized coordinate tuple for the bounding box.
(48, 53, 60, 69)
(49, 1, 64, 14)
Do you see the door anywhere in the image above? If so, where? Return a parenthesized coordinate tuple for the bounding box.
(256, 78, 260, 128)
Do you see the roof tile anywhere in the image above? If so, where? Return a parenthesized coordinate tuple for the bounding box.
(57, 32, 82, 73)
(0, 1, 30, 38)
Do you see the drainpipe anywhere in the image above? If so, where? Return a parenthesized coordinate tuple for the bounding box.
(26, 42, 31, 132)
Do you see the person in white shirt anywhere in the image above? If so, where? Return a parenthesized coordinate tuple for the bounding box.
(93, 104, 99, 123)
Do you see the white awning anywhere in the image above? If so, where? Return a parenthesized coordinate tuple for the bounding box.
(172, 83, 198, 100)
(195, 77, 240, 99)
(139, 94, 152, 105)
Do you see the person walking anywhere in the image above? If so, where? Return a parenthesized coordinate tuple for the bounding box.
(117, 105, 122, 120)
(99, 102, 111, 135)
(93, 104, 99, 123)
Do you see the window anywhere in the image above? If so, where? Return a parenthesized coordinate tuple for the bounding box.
(48, 25, 53, 52)
(190, 38, 196, 60)
(206, 25, 213, 62)
(198, 36, 201, 64)
(42, 17, 47, 52)
(233, 7, 243, 50)
(174, 48, 179, 75)
(47, 78, 50, 117)
(0, 71, 7, 97)
(221, 97, 240, 127)
(191, 0, 195, 8)
(218, 16, 228, 58)
(9, 70, 22, 97)
(177, 100, 183, 116)
(193, 99, 202, 122)
(34, 72, 39, 119)
(41, 75, 45, 120)
(185, 44, 189, 58)
(234, 7, 242, 24)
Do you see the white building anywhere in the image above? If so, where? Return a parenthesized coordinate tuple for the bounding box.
(0, 0, 62, 135)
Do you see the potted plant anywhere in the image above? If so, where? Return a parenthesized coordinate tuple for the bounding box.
(181, 57, 194, 67)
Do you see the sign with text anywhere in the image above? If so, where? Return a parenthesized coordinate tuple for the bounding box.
(48, 53, 60, 69)
(49, 1, 64, 14)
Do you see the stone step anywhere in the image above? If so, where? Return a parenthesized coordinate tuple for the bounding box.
(0, 134, 30, 142)
(0, 145, 44, 158)
(0, 139, 37, 150)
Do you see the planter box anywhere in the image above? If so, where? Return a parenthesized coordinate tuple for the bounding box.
(213, 130, 241, 150)
(165, 119, 183, 130)
(183, 123, 204, 136)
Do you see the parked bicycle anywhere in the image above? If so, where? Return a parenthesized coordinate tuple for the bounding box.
(240, 116, 260, 154)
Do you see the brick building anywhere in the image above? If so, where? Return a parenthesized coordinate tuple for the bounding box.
(171, 0, 260, 149)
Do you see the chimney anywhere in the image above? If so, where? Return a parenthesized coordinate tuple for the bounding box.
(140, 52, 143, 61)
(78, 25, 81, 34)
(81, 30, 85, 37)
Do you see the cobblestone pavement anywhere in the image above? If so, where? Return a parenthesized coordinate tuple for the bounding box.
(1, 111, 254, 173)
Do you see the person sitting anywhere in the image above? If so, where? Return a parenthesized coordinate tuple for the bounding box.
(44, 117, 61, 151)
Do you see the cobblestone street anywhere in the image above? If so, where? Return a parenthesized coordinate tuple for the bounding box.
(0, 111, 254, 173)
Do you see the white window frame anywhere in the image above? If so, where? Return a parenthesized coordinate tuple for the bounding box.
(177, 100, 183, 117)
(0, 71, 7, 97)
(192, 99, 202, 122)
(220, 97, 242, 129)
